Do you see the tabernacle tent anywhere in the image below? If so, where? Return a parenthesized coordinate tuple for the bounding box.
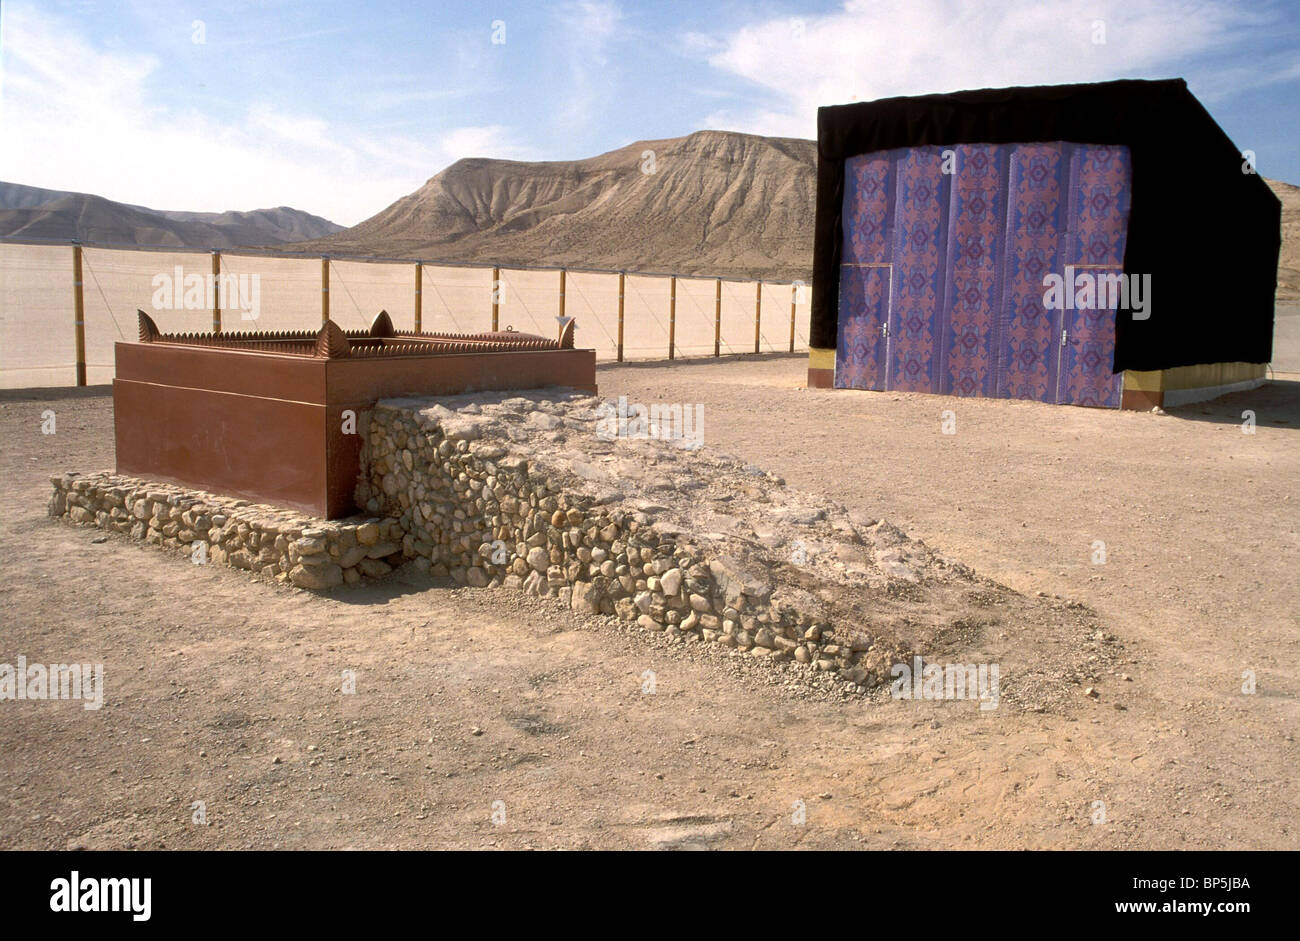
(808, 79, 1281, 408)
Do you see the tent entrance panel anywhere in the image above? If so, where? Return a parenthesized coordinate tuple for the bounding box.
(940, 144, 1008, 398)
(835, 265, 891, 389)
(1057, 265, 1125, 407)
(997, 143, 1070, 403)
(886, 148, 948, 393)
(835, 153, 896, 390)
(1056, 144, 1132, 408)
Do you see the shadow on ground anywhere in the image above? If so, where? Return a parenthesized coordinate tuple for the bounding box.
(0, 384, 113, 402)
(1164, 378, 1300, 427)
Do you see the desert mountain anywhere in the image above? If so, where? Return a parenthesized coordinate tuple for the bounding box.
(300, 130, 817, 281)
(0, 181, 343, 248)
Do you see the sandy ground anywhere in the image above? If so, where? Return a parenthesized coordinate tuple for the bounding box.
(0, 358, 1296, 850)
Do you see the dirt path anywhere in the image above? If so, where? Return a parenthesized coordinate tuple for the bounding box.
(1, 362, 1296, 849)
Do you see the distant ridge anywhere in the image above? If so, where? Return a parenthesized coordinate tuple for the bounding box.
(0, 181, 343, 248)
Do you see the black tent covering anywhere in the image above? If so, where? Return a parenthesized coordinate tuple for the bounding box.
(811, 78, 1281, 371)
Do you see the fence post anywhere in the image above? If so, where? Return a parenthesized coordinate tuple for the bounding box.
(789, 283, 797, 353)
(211, 250, 222, 333)
(72, 243, 86, 386)
(617, 272, 625, 362)
(492, 265, 500, 331)
(559, 268, 566, 325)
(414, 263, 422, 333)
(714, 278, 722, 357)
(321, 256, 330, 323)
(754, 281, 762, 354)
(668, 275, 676, 360)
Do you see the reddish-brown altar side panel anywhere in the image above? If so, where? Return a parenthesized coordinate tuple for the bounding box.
(324, 403, 365, 519)
(114, 379, 330, 517)
(115, 343, 327, 404)
(324, 350, 598, 403)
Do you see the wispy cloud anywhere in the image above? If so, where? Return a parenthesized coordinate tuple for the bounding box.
(217, 26, 355, 48)
(0, 3, 528, 224)
(358, 86, 476, 111)
(696, 0, 1288, 139)
(433, 126, 534, 165)
(554, 0, 624, 133)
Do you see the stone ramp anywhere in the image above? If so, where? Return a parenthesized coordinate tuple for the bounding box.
(356, 388, 1013, 688)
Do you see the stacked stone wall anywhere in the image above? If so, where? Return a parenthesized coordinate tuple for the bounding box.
(49, 473, 404, 590)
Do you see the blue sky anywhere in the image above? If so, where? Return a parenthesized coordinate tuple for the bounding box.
(1, 0, 1297, 225)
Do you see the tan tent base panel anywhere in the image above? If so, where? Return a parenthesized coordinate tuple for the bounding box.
(806, 347, 835, 389)
(805, 348, 1267, 410)
(1119, 362, 1267, 409)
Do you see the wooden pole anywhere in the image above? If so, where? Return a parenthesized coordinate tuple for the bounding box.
(211, 250, 222, 333)
(321, 256, 330, 323)
(617, 272, 625, 363)
(668, 275, 676, 360)
(72, 243, 86, 386)
(414, 263, 422, 333)
(492, 265, 500, 331)
(754, 281, 762, 354)
(789, 283, 797, 353)
(559, 268, 566, 324)
(714, 278, 722, 358)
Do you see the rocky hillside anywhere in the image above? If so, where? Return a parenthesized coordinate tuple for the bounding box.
(0, 181, 342, 248)
(300, 130, 817, 281)
(1267, 178, 1300, 299)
